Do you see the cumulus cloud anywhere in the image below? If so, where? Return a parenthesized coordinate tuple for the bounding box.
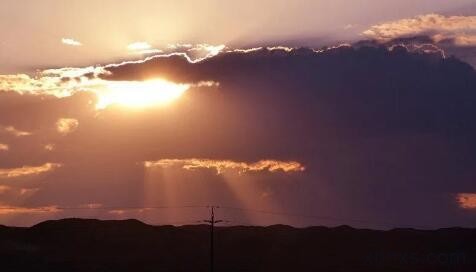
(0, 163, 62, 179)
(361, 14, 476, 68)
(456, 193, 476, 209)
(144, 159, 305, 174)
(363, 14, 476, 46)
(61, 38, 82, 47)
(56, 118, 79, 136)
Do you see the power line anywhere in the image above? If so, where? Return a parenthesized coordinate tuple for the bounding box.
(219, 206, 433, 229)
(0, 204, 433, 229)
(51, 205, 207, 210)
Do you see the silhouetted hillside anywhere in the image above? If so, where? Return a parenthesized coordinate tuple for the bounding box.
(0, 219, 475, 271)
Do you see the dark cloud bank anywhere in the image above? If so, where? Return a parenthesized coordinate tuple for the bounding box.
(2, 45, 476, 228)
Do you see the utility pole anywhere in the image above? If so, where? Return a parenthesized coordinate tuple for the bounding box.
(204, 206, 223, 272)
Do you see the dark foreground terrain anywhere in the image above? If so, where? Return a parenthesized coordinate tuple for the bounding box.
(0, 219, 475, 271)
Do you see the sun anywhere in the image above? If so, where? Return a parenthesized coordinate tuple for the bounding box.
(95, 79, 190, 109)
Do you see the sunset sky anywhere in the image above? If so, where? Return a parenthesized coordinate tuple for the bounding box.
(1, 0, 476, 228)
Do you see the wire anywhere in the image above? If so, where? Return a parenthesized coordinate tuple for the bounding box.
(51, 205, 207, 210)
(218, 206, 433, 229)
(0, 205, 433, 229)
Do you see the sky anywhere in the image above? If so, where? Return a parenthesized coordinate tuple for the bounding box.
(1, 0, 475, 72)
(1, 0, 476, 228)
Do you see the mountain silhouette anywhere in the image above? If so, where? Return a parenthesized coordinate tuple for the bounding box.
(1, 218, 475, 271)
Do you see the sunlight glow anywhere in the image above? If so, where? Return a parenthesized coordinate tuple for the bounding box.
(95, 79, 190, 109)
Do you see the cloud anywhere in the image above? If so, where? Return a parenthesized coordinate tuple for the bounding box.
(2, 44, 476, 227)
(41, 66, 107, 79)
(456, 193, 476, 209)
(167, 43, 193, 49)
(108, 208, 154, 216)
(56, 118, 79, 136)
(127, 42, 152, 51)
(0, 71, 195, 110)
(144, 159, 305, 174)
(160, 43, 227, 61)
(2, 126, 32, 137)
(19, 188, 40, 196)
(126, 43, 227, 61)
(0, 205, 59, 215)
(61, 38, 82, 47)
(344, 24, 356, 30)
(187, 44, 226, 59)
(0, 143, 8, 151)
(0, 67, 106, 98)
(96, 45, 476, 226)
(0, 43, 229, 110)
(44, 144, 55, 151)
(0, 55, 217, 110)
(363, 14, 476, 46)
(0, 185, 10, 194)
(127, 42, 163, 55)
(450, 34, 476, 47)
(78, 203, 103, 209)
(108, 209, 127, 215)
(0, 163, 62, 179)
(0, 186, 39, 197)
